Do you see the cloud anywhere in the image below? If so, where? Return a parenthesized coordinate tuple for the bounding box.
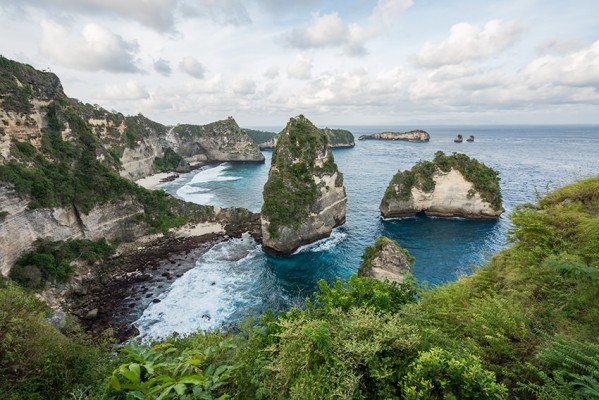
(230, 78, 256, 95)
(264, 66, 279, 79)
(523, 40, 599, 87)
(178, 0, 251, 26)
(284, 0, 412, 56)
(415, 19, 523, 68)
(96, 80, 150, 100)
(179, 56, 205, 79)
(287, 54, 313, 79)
(154, 58, 172, 76)
(39, 20, 140, 72)
(287, 12, 348, 49)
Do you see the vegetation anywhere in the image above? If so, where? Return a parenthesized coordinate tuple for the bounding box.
(243, 128, 277, 144)
(1, 175, 598, 399)
(322, 128, 355, 147)
(359, 235, 415, 276)
(261, 115, 342, 236)
(154, 147, 184, 172)
(382, 151, 503, 211)
(9, 238, 118, 290)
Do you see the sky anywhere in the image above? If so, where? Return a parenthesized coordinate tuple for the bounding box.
(0, 0, 598, 128)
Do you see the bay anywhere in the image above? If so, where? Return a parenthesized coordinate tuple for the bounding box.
(135, 125, 599, 338)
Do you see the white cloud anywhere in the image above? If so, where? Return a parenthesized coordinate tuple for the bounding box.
(154, 58, 172, 76)
(287, 54, 313, 79)
(96, 80, 150, 100)
(285, 0, 413, 56)
(287, 12, 348, 49)
(178, 56, 205, 79)
(415, 19, 523, 68)
(523, 40, 599, 87)
(179, 0, 251, 26)
(39, 20, 140, 72)
(264, 66, 279, 79)
(230, 78, 256, 95)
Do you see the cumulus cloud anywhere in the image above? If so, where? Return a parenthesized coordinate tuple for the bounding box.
(287, 54, 313, 79)
(264, 66, 279, 79)
(95, 80, 150, 100)
(523, 40, 599, 87)
(154, 58, 172, 76)
(285, 0, 412, 56)
(40, 20, 140, 72)
(179, 56, 205, 79)
(415, 19, 523, 68)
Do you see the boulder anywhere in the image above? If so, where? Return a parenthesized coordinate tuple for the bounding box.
(358, 236, 413, 283)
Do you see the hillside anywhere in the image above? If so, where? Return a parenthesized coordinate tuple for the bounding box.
(2, 175, 597, 398)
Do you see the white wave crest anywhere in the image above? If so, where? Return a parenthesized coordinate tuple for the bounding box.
(293, 228, 347, 254)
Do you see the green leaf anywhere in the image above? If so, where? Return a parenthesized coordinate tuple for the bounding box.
(174, 383, 187, 395)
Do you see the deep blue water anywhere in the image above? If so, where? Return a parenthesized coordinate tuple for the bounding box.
(135, 125, 599, 338)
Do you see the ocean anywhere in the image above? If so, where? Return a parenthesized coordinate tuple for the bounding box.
(134, 125, 599, 339)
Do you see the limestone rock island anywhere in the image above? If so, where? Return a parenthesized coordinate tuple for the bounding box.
(358, 130, 430, 142)
(358, 236, 413, 283)
(380, 151, 504, 219)
(261, 115, 347, 255)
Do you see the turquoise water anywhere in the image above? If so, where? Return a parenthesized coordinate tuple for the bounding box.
(135, 125, 599, 338)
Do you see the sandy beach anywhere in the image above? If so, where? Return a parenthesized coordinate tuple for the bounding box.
(135, 172, 178, 190)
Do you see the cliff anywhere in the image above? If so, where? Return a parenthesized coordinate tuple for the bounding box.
(380, 151, 504, 219)
(261, 115, 347, 255)
(358, 130, 430, 142)
(259, 127, 355, 149)
(358, 236, 413, 282)
(0, 56, 261, 276)
(243, 128, 277, 146)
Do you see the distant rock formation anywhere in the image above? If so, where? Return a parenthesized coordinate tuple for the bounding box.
(358, 236, 413, 283)
(243, 128, 277, 146)
(454, 134, 463, 143)
(358, 130, 430, 142)
(259, 127, 355, 149)
(261, 115, 347, 255)
(321, 128, 355, 148)
(380, 151, 504, 219)
(467, 135, 475, 142)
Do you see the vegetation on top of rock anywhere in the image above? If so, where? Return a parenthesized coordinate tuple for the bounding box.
(243, 128, 277, 144)
(10, 238, 118, 290)
(153, 147, 184, 172)
(262, 115, 342, 236)
(321, 127, 355, 147)
(359, 235, 415, 276)
(0, 55, 64, 114)
(382, 151, 502, 211)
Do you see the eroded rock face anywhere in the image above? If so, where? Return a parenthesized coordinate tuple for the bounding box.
(358, 130, 430, 142)
(0, 186, 146, 276)
(380, 152, 504, 219)
(261, 115, 347, 255)
(259, 127, 355, 149)
(358, 236, 413, 283)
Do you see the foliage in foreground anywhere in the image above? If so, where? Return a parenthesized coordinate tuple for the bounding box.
(2, 176, 598, 399)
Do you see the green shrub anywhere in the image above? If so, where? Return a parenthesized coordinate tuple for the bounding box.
(401, 347, 507, 399)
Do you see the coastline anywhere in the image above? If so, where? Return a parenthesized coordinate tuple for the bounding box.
(135, 172, 179, 190)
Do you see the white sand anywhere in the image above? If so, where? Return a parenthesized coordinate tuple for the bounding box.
(135, 173, 177, 190)
(175, 222, 225, 237)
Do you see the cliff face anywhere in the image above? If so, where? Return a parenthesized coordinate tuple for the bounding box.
(359, 130, 430, 142)
(380, 151, 504, 219)
(0, 56, 263, 276)
(0, 186, 146, 276)
(261, 115, 347, 255)
(358, 236, 413, 283)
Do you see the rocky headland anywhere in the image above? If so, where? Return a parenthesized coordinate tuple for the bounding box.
(358, 236, 413, 283)
(260, 115, 347, 255)
(0, 56, 263, 277)
(358, 130, 430, 142)
(380, 151, 504, 219)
